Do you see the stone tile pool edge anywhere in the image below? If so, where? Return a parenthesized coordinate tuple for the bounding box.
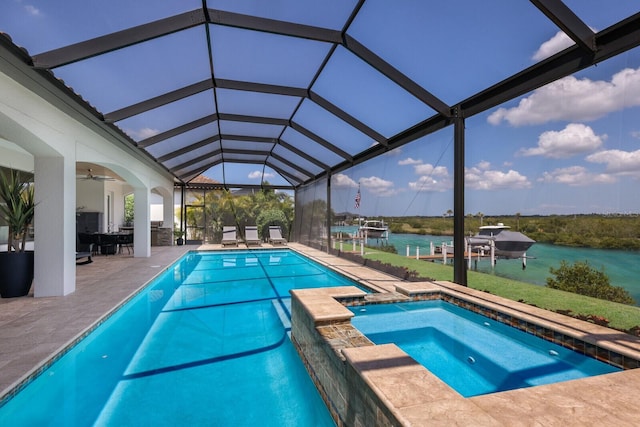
(289, 273, 640, 426)
(0, 248, 190, 407)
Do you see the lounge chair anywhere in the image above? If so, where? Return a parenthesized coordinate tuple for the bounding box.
(244, 225, 261, 246)
(268, 226, 287, 245)
(221, 226, 238, 247)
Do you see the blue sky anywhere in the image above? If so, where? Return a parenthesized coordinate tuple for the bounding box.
(2, 1, 639, 216)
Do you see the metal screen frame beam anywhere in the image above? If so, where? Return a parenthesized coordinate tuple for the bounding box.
(270, 152, 313, 178)
(172, 150, 223, 173)
(218, 113, 289, 126)
(264, 160, 304, 185)
(138, 114, 217, 148)
(32, 10, 207, 68)
(207, 9, 343, 43)
(215, 79, 307, 97)
(105, 79, 213, 122)
(343, 34, 451, 117)
(157, 135, 221, 163)
(290, 122, 352, 162)
(453, 109, 466, 286)
(531, 0, 596, 52)
(278, 139, 330, 171)
(309, 91, 387, 145)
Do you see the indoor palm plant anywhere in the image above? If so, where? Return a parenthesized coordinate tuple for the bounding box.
(0, 168, 36, 297)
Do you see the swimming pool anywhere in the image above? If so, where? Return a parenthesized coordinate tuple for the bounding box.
(0, 249, 359, 426)
(349, 300, 620, 397)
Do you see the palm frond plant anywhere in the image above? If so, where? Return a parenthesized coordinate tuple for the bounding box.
(0, 169, 36, 297)
(0, 169, 35, 253)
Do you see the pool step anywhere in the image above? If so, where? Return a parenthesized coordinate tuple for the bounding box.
(272, 299, 292, 338)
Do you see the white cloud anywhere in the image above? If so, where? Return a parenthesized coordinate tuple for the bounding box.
(466, 164, 531, 190)
(532, 31, 574, 61)
(360, 176, 395, 196)
(248, 171, 274, 180)
(384, 147, 403, 157)
(538, 166, 617, 186)
(477, 160, 491, 170)
(126, 127, 159, 140)
(331, 173, 358, 188)
(413, 163, 449, 177)
(631, 131, 640, 139)
(24, 5, 41, 16)
(519, 123, 605, 158)
(586, 149, 640, 176)
(406, 163, 451, 192)
(398, 157, 422, 166)
(488, 67, 640, 126)
(408, 175, 451, 192)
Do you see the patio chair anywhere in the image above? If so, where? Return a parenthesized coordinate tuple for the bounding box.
(245, 225, 261, 246)
(77, 232, 98, 255)
(117, 233, 134, 254)
(268, 226, 287, 245)
(75, 252, 93, 265)
(221, 226, 238, 247)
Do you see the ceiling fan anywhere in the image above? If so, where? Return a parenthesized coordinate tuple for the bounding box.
(77, 168, 115, 181)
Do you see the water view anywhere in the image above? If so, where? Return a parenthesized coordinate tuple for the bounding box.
(333, 226, 640, 305)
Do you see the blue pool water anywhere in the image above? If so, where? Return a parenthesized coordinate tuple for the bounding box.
(349, 300, 620, 397)
(0, 249, 351, 426)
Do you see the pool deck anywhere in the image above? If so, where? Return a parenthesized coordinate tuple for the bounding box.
(1, 243, 640, 425)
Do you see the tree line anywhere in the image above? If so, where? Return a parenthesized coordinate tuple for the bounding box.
(383, 214, 640, 250)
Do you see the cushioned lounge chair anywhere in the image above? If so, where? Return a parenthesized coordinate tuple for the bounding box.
(245, 225, 261, 246)
(221, 226, 238, 247)
(268, 226, 287, 245)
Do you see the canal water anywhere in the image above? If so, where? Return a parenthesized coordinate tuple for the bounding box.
(333, 227, 640, 305)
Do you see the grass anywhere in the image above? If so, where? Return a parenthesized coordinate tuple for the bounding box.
(356, 247, 640, 332)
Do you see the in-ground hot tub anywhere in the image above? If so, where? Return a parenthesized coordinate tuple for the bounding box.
(348, 299, 620, 397)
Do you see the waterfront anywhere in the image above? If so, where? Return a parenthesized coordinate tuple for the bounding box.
(333, 227, 640, 305)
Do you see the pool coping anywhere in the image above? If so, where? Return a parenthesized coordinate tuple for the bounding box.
(0, 249, 188, 407)
(287, 249, 640, 426)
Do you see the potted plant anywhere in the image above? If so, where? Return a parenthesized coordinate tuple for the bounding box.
(0, 169, 36, 298)
(173, 228, 184, 246)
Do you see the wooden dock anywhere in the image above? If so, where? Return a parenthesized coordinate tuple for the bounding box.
(411, 251, 492, 262)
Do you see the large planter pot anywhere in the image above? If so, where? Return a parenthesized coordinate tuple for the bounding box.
(0, 251, 34, 298)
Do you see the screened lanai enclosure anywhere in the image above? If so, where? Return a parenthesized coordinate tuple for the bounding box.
(1, 1, 639, 285)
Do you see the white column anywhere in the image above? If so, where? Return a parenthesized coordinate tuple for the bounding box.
(33, 156, 76, 296)
(162, 190, 173, 229)
(133, 187, 151, 257)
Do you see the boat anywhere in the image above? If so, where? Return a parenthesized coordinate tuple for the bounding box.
(467, 223, 535, 259)
(358, 219, 389, 239)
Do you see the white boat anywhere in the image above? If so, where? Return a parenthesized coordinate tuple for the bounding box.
(467, 223, 535, 259)
(358, 220, 388, 239)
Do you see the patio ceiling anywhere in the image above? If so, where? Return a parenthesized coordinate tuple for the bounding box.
(1, 1, 639, 189)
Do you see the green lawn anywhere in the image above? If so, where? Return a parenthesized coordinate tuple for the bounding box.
(357, 248, 640, 332)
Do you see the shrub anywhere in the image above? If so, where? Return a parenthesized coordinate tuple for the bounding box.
(365, 243, 397, 254)
(256, 209, 289, 240)
(546, 260, 635, 305)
